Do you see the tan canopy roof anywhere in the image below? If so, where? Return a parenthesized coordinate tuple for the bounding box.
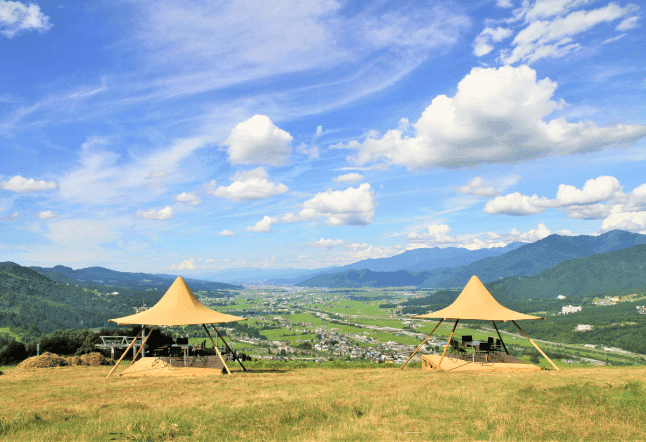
(109, 276, 245, 326)
(412, 275, 544, 321)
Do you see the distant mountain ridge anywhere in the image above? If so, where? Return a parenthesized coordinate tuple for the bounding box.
(30, 265, 242, 291)
(264, 242, 525, 284)
(296, 230, 646, 288)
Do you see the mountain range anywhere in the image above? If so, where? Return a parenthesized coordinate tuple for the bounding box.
(29, 265, 242, 291)
(297, 230, 646, 288)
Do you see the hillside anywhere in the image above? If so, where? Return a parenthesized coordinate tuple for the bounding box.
(30, 265, 242, 291)
(428, 229, 646, 288)
(0, 262, 166, 339)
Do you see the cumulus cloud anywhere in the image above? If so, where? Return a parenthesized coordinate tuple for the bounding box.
(281, 183, 377, 226)
(565, 204, 612, 220)
(338, 66, 646, 170)
(599, 205, 646, 234)
(333, 173, 364, 183)
(173, 192, 201, 206)
(176, 259, 195, 270)
(218, 230, 235, 236)
(206, 167, 289, 201)
(309, 238, 346, 249)
(407, 222, 552, 249)
(223, 115, 293, 166)
(456, 177, 499, 197)
(136, 206, 174, 220)
(37, 211, 59, 219)
(484, 176, 623, 216)
(623, 184, 646, 212)
(0, 175, 57, 193)
(246, 215, 277, 233)
(0, 0, 52, 39)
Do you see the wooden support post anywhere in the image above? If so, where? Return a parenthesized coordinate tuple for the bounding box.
(491, 321, 509, 355)
(436, 319, 459, 371)
(211, 324, 246, 371)
(203, 324, 231, 375)
(511, 320, 559, 371)
(400, 319, 443, 370)
(129, 326, 155, 366)
(106, 336, 138, 378)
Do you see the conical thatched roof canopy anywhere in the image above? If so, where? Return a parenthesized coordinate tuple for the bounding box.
(412, 275, 543, 321)
(109, 276, 245, 326)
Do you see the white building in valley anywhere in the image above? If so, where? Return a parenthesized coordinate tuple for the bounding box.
(562, 305, 582, 315)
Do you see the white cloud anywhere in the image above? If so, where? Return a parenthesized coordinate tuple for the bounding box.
(484, 2, 640, 65)
(565, 204, 612, 220)
(246, 215, 277, 233)
(456, 177, 499, 197)
(484, 192, 553, 216)
(218, 230, 235, 236)
(296, 143, 320, 160)
(341, 66, 646, 170)
(0, 0, 52, 39)
(281, 183, 377, 226)
(309, 238, 346, 249)
(206, 167, 289, 201)
(616, 15, 639, 31)
(136, 206, 174, 220)
(484, 176, 623, 216)
(623, 183, 646, 212)
(473, 27, 513, 56)
(599, 205, 646, 234)
(406, 222, 552, 249)
(37, 210, 59, 219)
(407, 224, 455, 244)
(496, 0, 514, 7)
(176, 258, 195, 270)
(174, 192, 201, 206)
(223, 115, 293, 166)
(0, 175, 57, 193)
(333, 173, 365, 183)
(555, 176, 622, 205)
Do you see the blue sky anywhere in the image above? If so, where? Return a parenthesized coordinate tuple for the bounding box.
(1, 0, 645, 276)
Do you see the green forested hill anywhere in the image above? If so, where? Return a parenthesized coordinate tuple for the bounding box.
(487, 244, 646, 301)
(0, 262, 164, 340)
(30, 265, 242, 291)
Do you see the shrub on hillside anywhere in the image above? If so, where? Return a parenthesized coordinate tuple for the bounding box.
(0, 340, 28, 365)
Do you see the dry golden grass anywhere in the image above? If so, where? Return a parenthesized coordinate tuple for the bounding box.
(0, 361, 645, 441)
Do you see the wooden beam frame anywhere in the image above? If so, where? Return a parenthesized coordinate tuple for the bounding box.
(106, 335, 138, 378)
(491, 321, 509, 355)
(399, 319, 443, 370)
(511, 320, 559, 371)
(436, 319, 459, 371)
(203, 324, 231, 375)
(211, 324, 247, 371)
(129, 326, 155, 366)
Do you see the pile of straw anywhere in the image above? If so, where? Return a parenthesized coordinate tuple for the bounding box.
(16, 352, 114, 370)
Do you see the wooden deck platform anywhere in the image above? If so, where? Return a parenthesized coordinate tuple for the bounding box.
(119, 357, 224, 377)
(421, 355, 541, 373)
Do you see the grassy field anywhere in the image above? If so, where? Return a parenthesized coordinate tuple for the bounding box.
(1, 362, 645, 441)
